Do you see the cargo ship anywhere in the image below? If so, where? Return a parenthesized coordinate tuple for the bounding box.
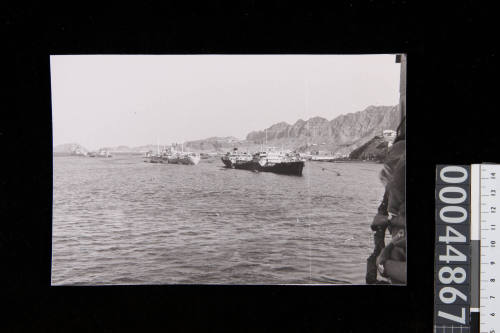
(222, 147, 305, 176)
(166, 151, 201, 165)
(221, 148, 254, 170)
(253, 148, 305, 176)
(145, 145, 200, 165)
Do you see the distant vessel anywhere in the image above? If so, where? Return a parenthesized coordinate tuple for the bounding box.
(144, 150, 163, 163)
(145, 144, 200, 165)
(166, 151, 201, 165)
(70, 147, 88, 156)
(221, 148, 254, 170)
(97, 149, 112, 157)
(145, 139, 165, 164)
(87, 149, 112, 158)
(222, 147, 305, 176)
(253, 147, 305, 176)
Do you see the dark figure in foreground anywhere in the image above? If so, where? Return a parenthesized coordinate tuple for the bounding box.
(366, 123, 406, 284)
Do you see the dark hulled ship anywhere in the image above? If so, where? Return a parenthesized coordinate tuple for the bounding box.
(222, 147, 305, 176)
(221, 148, 254, 170)
(145, 146, 200, 165)
(252, 148, 305, 176)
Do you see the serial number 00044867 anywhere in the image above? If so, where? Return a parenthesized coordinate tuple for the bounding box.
(436, 166, 471, 325)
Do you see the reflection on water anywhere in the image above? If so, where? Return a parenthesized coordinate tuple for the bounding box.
(51, 155, 384, 285)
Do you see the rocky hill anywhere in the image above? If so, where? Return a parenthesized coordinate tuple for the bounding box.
(182, 105, 399, 154)
(348, 136, 389, 161)
(183, 137, 245, 152)
(246, 105, 399, 153)
(99, 145, 151, 153)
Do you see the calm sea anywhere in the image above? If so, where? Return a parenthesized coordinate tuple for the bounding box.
(51, 155, 385, 285)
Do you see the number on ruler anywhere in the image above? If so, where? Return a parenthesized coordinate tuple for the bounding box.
(480, 167, 500, 333)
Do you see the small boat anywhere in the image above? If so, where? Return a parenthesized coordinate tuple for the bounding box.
(144, 144, 200, 165)
(97, 149, 112, 158)
(144, 150, 163, 163)
(70, 147, 88, 156)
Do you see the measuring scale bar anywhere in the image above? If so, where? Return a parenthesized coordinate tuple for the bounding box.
(477, 164, 500, 333)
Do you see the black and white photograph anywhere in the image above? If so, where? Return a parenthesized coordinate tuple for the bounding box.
(50, 54, 406, 285)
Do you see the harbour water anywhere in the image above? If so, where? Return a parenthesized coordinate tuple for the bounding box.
(52, 155, 385, 285)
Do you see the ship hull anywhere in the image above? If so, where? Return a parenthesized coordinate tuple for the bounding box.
(222, 157, 304, 176)
(256, 161, 305, 176)
(221, 157, 254, 170)
(146, 156, 164, 163)
(167, 156, 200, 165)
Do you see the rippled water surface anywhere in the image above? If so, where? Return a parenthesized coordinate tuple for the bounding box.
(52, 155, 385, 285)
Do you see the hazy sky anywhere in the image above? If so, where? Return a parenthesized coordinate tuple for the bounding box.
(51, 55, 401, 150)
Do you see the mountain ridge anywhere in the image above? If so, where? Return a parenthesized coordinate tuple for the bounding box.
(54, 105, 400, 155)
(244, 105, 398, 154)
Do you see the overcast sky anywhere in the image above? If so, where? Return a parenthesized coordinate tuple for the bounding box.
(51, 54, 401, 150)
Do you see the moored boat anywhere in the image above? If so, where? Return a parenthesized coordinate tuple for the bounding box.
(222, 147, 305, 176)
(144, 150, 163, 163)
(221, 148, 254, 170)
(166, 151, 201, 165)
(70, 147, 88, 156)
(145, 144, 200, 165)
(252, 148, 305, 176)
(97, 149, 112, 157)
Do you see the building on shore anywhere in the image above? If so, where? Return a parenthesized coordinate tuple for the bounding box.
(382, 129, 397, 147)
